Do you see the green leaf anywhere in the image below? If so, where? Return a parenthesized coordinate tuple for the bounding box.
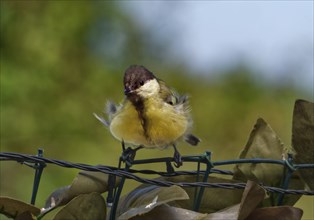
(233, 118, 304, 206)
(139, 175, 244, 214)
(233, 118, 286, 185)
(49, 192, 106, 220)
(66, 171, 119, 202)
(246, 206, 303, 220)
(126, 204, 207, 220)
(0, 196, 40, 219)
(292, 99, 314, 190)
(206, 180, 266, 220)
(42, 171, 119, 216)
(44, 171, 119, 208)
(44, 186, 70, 209)
(238, 180, 266, 219)
(15, 211, 37, 220)
(39, 206, 63, 220)
(117, 185, 189, 219)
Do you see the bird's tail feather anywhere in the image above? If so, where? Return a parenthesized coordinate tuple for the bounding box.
(184, 133, 201, 146)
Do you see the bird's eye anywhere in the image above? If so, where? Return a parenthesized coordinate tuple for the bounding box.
(139, 81, 144, 86)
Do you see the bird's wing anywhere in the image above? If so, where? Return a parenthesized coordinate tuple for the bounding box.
(94, 112, 109, 127)
(106, 100, 118, 116)
(94, 100, 119, 127)
(159, 79, 200, 146)
(158, 79, 178, 105)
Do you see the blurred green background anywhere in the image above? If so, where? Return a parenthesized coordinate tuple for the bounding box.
(0, 1, 313, 219)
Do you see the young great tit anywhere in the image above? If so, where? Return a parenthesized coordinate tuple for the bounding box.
(95, 65, 200, 167)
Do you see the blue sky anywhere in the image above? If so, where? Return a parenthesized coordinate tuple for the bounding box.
(120, 1, 313, 91)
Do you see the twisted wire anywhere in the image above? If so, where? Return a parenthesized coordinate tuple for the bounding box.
(1, 152, 313, 195)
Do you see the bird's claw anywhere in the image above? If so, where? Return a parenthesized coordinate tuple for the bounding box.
(120, 143, 143, 166)
(173, 149, 182, 168)
(121, 147, 137, 166)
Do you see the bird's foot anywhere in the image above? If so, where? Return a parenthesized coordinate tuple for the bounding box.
(121, 143, 143, 166)
(173, 145, 182, 168)
(121, 147, 136, 165)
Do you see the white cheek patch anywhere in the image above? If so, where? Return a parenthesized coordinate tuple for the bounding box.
(137, 79, 160, 97)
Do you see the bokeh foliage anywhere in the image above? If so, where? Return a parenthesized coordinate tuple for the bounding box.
(0, 1, 312, 218)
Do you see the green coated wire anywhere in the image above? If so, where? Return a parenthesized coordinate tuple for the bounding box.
(31, 148, 46, 205)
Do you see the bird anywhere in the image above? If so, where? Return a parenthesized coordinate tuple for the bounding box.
(95, 65, 200, 167)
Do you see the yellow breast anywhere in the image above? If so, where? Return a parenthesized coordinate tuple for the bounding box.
(144, 98, 188, 147)
(109, 101, 148, 146)
(109, 98, 189, 148)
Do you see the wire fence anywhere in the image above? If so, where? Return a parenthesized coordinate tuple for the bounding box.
(1, 150, 314, 194)
(1, 149, 314, 219)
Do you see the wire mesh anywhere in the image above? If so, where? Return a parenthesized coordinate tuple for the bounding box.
(1, 149, 313, 219)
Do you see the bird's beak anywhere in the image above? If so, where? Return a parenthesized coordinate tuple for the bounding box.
(124, 87, 133, 95)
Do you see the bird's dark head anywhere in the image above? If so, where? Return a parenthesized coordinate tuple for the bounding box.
(123, 65, 159, 98)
